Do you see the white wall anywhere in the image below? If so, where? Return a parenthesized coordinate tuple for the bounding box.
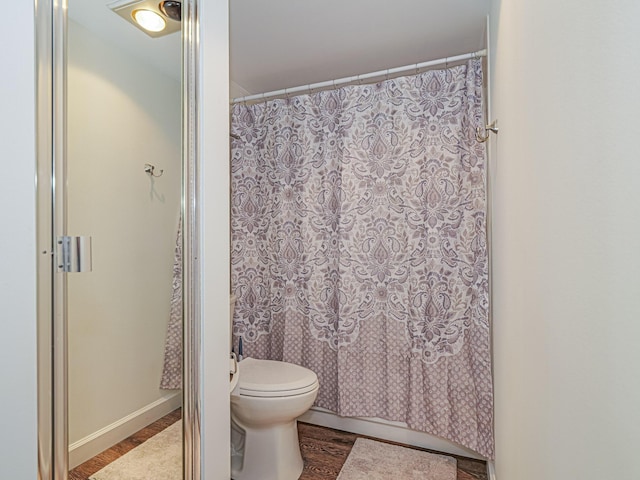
(0, 2, 37, 478)
(490, 1, 640, 479)
(200, 0, 231, 477)
(66, 20, 181, 444)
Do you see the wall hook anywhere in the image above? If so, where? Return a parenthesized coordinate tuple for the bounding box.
(144, 163, 164, 177)
(476, 120, 499, 143)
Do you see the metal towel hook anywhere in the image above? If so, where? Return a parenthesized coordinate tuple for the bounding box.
(476, 120, 499, 143)
(144, 163, 164, 177)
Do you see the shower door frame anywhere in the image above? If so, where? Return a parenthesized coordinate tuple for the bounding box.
(35, 0, 203, 479)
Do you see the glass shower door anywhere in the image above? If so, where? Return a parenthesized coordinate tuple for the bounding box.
(57, 2, 183, 477)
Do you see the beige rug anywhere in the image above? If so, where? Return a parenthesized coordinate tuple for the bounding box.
(337, 438, 457, 480)
(89, 421, 182, 480)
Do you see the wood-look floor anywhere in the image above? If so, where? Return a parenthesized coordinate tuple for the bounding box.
(68, 409, 182, 480)
(70, 409, 487, 480)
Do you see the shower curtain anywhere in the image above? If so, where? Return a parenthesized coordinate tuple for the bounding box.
(230, 59, 493, 458)
(160, 217, 182, 390)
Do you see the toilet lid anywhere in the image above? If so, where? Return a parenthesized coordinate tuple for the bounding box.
(238, 358, 318, 398)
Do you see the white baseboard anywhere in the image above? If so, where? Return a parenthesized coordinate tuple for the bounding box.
(69, 392, 182, 469)
(487, 460, 496, 480)
(299, 407, 485, 460)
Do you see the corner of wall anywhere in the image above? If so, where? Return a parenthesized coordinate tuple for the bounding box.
(200, 0, 231, 478)
(230, 80, 252, 100)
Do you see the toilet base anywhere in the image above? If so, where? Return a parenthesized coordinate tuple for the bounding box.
(230, 417, 304, 480)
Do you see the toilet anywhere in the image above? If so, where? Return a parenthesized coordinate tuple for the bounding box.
(229, 296, 319, 480)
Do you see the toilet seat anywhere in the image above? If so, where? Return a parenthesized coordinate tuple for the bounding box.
(238, 358, 319, 398)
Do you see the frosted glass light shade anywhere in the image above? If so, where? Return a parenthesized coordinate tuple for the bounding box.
(132, 9, 166, 32)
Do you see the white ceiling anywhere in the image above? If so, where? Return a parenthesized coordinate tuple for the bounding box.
(69, 0, 490, 96)
(231, 0, 491, 95)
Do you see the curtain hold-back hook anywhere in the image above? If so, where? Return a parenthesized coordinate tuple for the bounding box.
(476, 120, 499, 143)
(144, 163, 164, 177)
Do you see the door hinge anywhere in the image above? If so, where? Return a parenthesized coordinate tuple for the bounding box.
(56, 236, 92, 273)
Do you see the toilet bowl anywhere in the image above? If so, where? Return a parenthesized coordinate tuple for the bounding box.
(230, 357, 319, 480)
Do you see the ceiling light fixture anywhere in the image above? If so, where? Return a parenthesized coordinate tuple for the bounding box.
(108, 0, 182, 38)
(132, 9, 166, 32)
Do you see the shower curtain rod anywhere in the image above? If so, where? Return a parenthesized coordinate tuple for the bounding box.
(231, 49, 487, 105)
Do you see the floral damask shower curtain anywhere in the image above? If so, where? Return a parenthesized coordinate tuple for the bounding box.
(230, 59, 493, 458)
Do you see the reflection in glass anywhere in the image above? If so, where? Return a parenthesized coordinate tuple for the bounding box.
(66, 1, 182, 476)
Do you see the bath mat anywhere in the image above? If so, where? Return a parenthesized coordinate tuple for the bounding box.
(89, 421, 181, 480)
(337, 438, 457, 480)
